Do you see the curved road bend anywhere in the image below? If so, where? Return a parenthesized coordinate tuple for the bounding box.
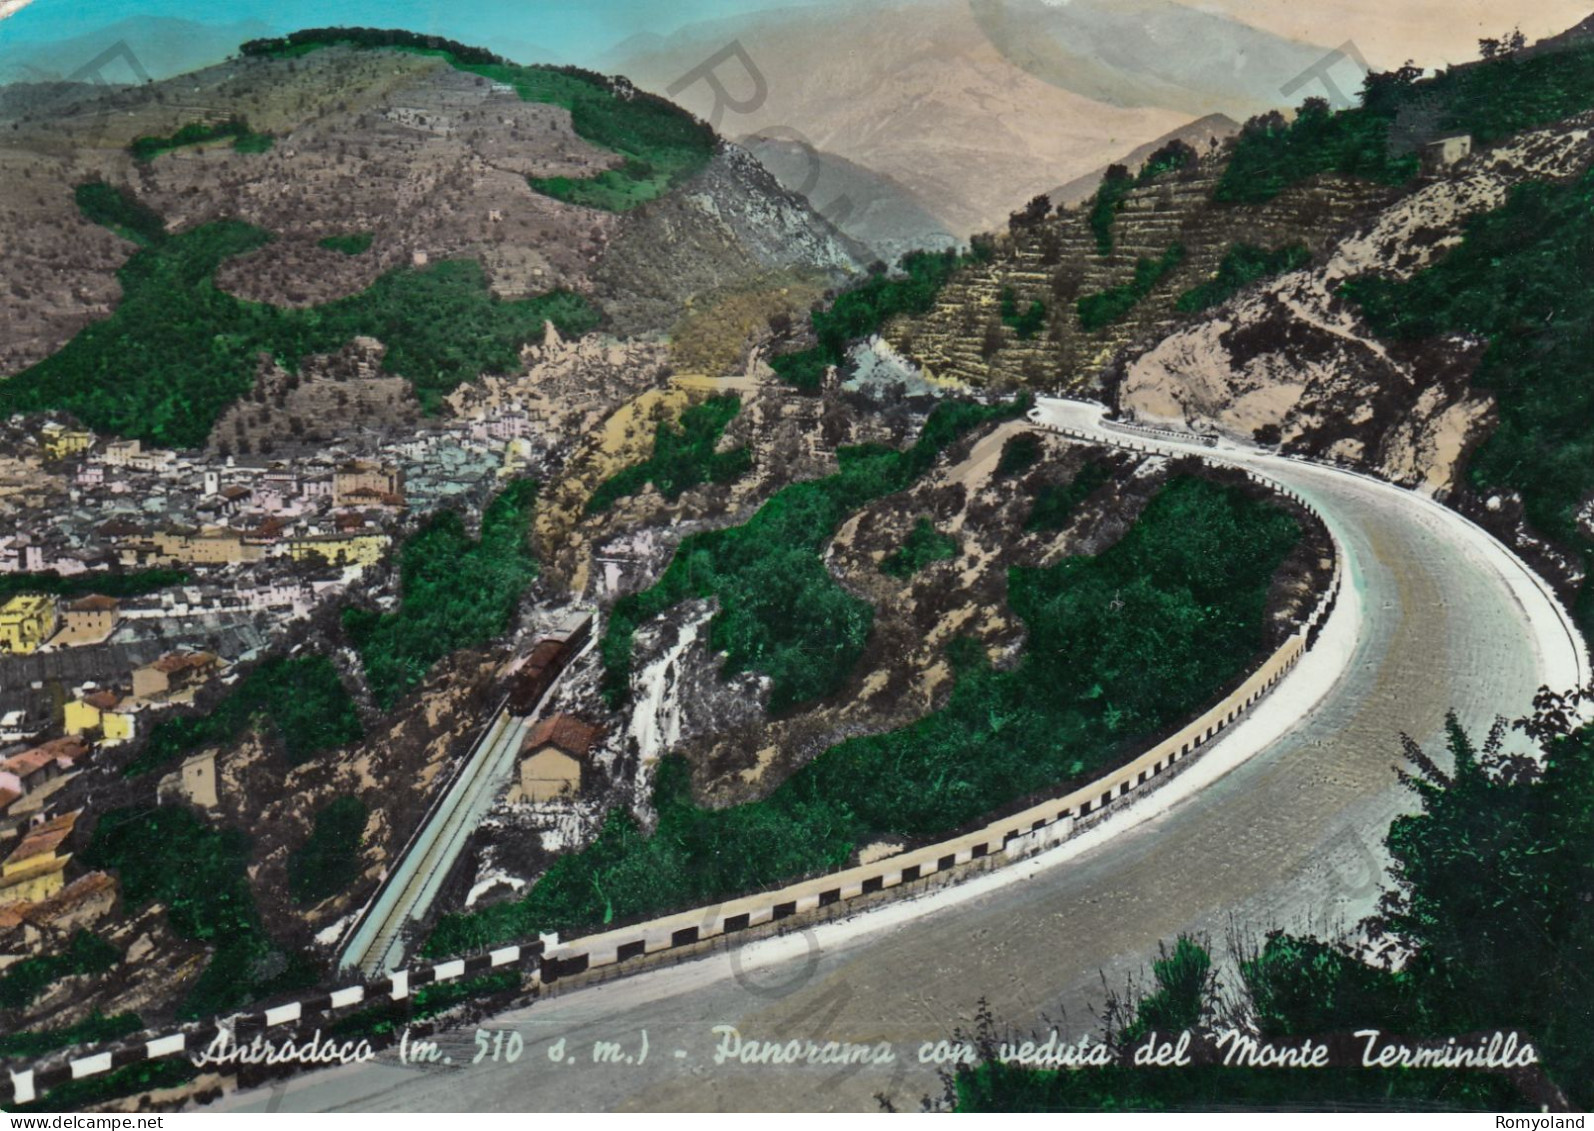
(223, 399, 1585, 1113)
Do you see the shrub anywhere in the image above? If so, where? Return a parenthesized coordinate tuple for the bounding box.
(0, 568, 188, 602)
(1340, 166, 1594, 632)
(130, 116, 272, 162)
(995, 433, 1043, 478)
(0, 1012, 143, 1058)
(83, 806, 318, 1020)
(0, 931, 119, 1011)
(1077, 244, 1187, 332)
(1026, 460, 1112, 531)
(586, 395, 750, 513)
(881, 518, 957, 578)
(288, 796, 369, 905)
(1213, 44, 1594, 205)
(240, 28, 715, 212)
(768, 248, 974, 388)
(348, 480, 539, 709)
(1176, 243, 1311, 312)
(126, 654, 362, 776)
(1088, 165, 1134, 255)
(1215, 97, 1416, 205)
(319, 232, 373, 256)
(598, 398, 1027, 712)
(999, 287, 1047, 340)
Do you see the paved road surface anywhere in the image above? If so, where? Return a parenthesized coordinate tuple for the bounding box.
(224, 402, 1584, 1112)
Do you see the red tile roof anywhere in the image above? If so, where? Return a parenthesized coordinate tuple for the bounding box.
(525, 714, 602, 759)
(66, 594, 119, 613)
(148, 651, 216, 675)
(7, 811, 78, 865)
(1, 737, 85, 779)
(248, 517, 289, 539)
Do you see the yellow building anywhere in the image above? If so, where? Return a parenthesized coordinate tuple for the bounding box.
(64, 691, 136, 746)
(288, 532, 390, 568)
(39, 423, 94, 460)
(0, 811, 77, 908)
(0, 594, 58, 655)
(499, 438, 534, 479)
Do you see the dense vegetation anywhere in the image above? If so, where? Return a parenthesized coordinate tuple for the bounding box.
(130, 116, 272, 162)
(125, 654, 362, 777)
(288, 796, 369, 905)
(1138, 139, 1198, 183)
(1088, 165, 1135, 255)
(240, 27, 716, 212)
(585, 395, 750, 513)
(318, 231, 373, 256)
(770, 250, 974, 390)
(343, 479, 539, 709)
(0, 1012, 142, 1059)
(73, 181, 165, 244)
(995, 433, 1042, 478)
(1025, 459, 1113, 532)
(1216, 40, 1594, 205)
(1215, 97, 1418, 206)
(241, 27, 504, 64)
(0, 931, 118, 1011)
(1176, 242, 1311, 312)
(598, 398, 1025, 713)
(0, 568, 188, 602)
(999, 287, 1047, 340)
(0, 187, 598, 447)
(483, 61, 716, 209)
(432, 470, 1300, 953)
(1341, 166, 1594, 629)
(955, 696, 1594, 1110)
(84, 806, 318, 1020)
(1077, 244, 1187, 332)
(881, 517, 957, 578)
(954, 938, 1521, 1111)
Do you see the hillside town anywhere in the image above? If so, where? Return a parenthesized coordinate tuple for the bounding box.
(0, 327, 625, 931)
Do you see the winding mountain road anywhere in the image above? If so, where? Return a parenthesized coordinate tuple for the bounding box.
(221, 398, 1587, 1113)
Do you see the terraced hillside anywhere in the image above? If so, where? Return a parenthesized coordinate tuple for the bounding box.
(884, 148, 1398, 391)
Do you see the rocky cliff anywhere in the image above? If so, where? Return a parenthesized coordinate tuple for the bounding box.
(1121, 113, 1594, 496)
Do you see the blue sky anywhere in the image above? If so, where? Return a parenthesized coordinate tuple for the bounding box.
(0, 0, 836, 67)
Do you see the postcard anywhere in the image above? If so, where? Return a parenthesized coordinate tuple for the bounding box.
(0, 0, 1590, 1116)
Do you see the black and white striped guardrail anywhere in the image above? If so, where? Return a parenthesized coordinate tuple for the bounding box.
(5, 941, 544, 1106)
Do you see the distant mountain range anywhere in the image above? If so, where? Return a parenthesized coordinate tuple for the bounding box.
(604, 0, 1359, 241)
(966, 0, 1332, 117)
(1048, 113, 1242, 208)
(9, 0, 1587, 250)
(0, 16, 272, 85)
